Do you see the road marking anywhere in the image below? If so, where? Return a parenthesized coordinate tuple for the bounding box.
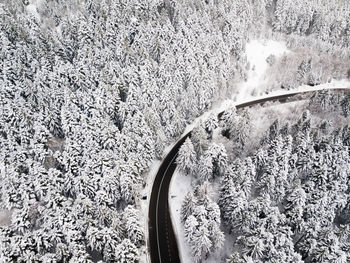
(156, 152, 178, 263)
(151, 88, 350, 263)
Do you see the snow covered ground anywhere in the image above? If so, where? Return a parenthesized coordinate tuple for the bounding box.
(146, 73, 350, 262)
(140, 137, 195, 262)
(166, 39, 350, 262)
(233, 40, 290, 102)
(143, 38, 350, 262)
(26, 0, 43, 21)
(139, 160, 161, 263)
(169, 170, 194, 263)
(178, 37, 350, 142)
(0, 210, 11, 226)
(169, 170, 238, 262)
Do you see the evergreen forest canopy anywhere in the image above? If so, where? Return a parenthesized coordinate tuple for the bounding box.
(1, 0, 350, 262)
(179, 90, 350, 262)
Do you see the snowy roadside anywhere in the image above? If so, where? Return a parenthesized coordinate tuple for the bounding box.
(169, 170, 194, 263)
(179, 35, 350, 142)
(143, 38, 350, 262)
(142, 76, 350, 262)
(176, 80, 349, 141)
(167, 38, 350, 263)
(139, 160, 161, 263)
(236, 79, 350, 106)
(168, 100, 311, 263)
(139, 136, 194, 262)
(234, 40, 290, 102)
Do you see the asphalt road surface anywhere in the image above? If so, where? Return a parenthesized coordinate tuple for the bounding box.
(149, 133, 190, 263)
(148, 88, 349, 263)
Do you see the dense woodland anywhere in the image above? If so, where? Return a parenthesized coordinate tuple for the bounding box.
(1, 0, 350, 262)
(179, 90, 350, 262)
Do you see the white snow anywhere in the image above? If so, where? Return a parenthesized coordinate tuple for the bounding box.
(169, 170, 194, 263)
(26, 0, 43, 21)
(246, 99, 309, 154)
(166, 39, 350, 263)
(167, 78, 350, 262)
(178, 79, 350, 145)
(142, 38, 350, 262)
(237, 79, 350, 106)
(140, 136, 196, 263)
(234, 40, 290, 102)
(0, 210, 11, 226)
(177, 40, 350, 141)
(169, 170, 237, 263)
(139, 159, 162, 263)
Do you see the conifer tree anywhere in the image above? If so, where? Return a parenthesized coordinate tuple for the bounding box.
(176, 138, 197, 176)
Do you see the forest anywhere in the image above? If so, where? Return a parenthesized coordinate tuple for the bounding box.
(178, 90, 350, 262)
(1, 0, 350, 262)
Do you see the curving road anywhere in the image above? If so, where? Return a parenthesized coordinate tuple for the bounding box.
(148, 133, 190, 263)
(148, 88, 349, 263)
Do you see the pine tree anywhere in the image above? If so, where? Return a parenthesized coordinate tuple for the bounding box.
(119, 171, 137, 205)
(184, 215, 198, 245)
(191, 125, 209, 157)
(176, 138, 197, 175)
(285, 181, 306, 232)
(219, 106, 238, 139)
(86, 226, 105, 253)
(205, 143, 228, 177)
(181, 191, 197, 223)
(198, 155, 214, 182)
(269, 119, 279, 141)
(69, 243, 94, 263)
(192, 223, 212, 262)
(183, 181, 224, 261)
(341, 94, 350, 117)
(115, 239, 139, 263)
(210, 221, 225, 251)
(204, 113, 218, 139)
(242, 235, 265, 260)
(226, 252, 248, 263)
(297, 59, 312, 84)
(257, 160, 278, 198)
(123, 206, 144, 248)
(219, 180, 248, 229)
